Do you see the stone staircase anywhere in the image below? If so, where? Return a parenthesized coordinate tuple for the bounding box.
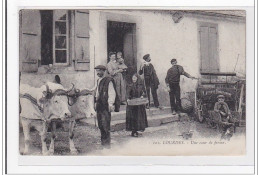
(81, 106, 181, 131)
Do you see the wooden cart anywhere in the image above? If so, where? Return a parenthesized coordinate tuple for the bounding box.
(195, 72, 245, 128)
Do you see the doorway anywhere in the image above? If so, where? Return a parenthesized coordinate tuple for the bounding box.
(107, 21, 137, 84)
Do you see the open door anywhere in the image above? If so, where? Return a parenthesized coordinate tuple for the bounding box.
(123, 24, 137, 84)
(107, 21, 137, 84)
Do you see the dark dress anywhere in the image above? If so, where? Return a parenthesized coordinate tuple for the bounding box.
(126, 80, 148, 132)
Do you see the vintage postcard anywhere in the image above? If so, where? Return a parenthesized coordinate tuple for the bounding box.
(18, 9, 246, 157)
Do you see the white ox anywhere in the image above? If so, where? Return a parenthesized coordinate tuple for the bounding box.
(49, 88, 96, 155)
(19, 82, 72, 155)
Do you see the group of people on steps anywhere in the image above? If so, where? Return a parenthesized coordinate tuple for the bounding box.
(93, 52, 195, 148)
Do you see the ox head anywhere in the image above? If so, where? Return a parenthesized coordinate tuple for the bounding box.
(68, 88, 96, 120)
(39, 84, 74, 121)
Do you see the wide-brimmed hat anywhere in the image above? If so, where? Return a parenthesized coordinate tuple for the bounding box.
(94, 65, 106, 70)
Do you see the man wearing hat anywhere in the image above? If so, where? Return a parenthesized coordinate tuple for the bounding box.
(139, 54, 160, 109)
(165, 58, 195, 115)
(94, 65, 120, 148)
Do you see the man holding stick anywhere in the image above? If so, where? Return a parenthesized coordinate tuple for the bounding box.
(139, 54, 161, 109)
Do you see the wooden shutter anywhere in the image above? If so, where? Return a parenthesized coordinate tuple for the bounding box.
(199, 26, 209, 72)
(20, 10, 41, 72)
(208, 27, 219, 72)
(199, 25, 219, 73)
(74, 10, 90, 71)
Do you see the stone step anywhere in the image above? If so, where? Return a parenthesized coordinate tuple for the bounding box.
(110, 106, 172, 121)
(80, 113, 180, 132)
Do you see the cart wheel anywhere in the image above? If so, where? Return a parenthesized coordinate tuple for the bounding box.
(197, 110, 204, 123)
(216, 123, 220, 132)
(195, 101, 204, 123)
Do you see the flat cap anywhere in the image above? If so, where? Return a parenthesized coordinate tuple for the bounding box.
(94, 65, 106, 70)
(171, 58, 177, 63)
(143, 54, 150, 60)
(217, 94, 225, 99)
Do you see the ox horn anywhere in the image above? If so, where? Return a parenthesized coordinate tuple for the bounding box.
(66, 83, 75, 93)
(53, 83, 75, 96)
(45, 84, 53, 99)
(46, 84, 50, 93)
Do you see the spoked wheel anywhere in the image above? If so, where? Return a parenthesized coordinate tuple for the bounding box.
(195, 100, 204, 123)
(216, 123, 220, 133)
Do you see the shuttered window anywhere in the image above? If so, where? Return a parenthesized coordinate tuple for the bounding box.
(199, 23, 219, 73)
(74, 10, 90, 71)
(20, 10, 41, 72)
(20, 9, 91, 72)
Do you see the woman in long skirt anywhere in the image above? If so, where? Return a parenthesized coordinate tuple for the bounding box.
(126, 74, 148, 137)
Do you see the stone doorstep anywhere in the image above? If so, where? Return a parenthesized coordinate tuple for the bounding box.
(81, 113, 180, 132)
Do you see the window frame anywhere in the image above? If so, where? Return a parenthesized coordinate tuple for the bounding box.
(52, 10, 69, 66)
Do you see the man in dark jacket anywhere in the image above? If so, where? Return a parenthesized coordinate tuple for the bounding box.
(139, 54, 160, 109)
(94, 65, 120, 148)
(165, 59, 195, 115)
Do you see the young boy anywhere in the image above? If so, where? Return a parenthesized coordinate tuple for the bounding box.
(213, 94, 234, 140)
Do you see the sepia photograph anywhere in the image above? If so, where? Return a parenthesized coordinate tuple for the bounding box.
(19, 9, 246, 156)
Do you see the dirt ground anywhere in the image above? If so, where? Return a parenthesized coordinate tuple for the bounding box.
(19, 117, 246, 156)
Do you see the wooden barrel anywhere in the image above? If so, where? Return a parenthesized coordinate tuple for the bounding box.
(181, 98, 193, 113)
